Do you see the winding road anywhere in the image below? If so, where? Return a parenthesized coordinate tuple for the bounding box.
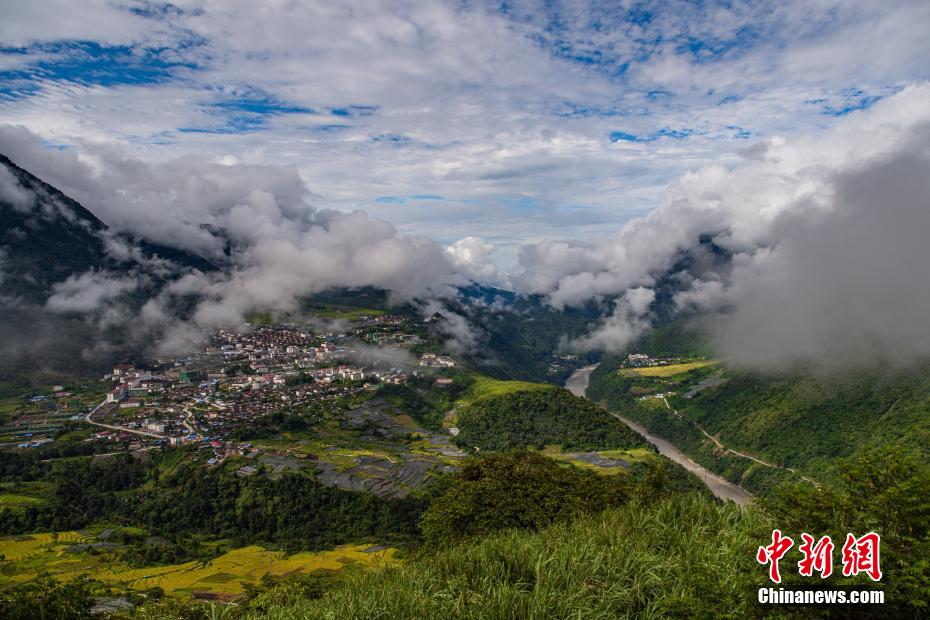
(659, 396, 819, 488)
(565, 364, 755, 506)
(84, 399, 167, 440)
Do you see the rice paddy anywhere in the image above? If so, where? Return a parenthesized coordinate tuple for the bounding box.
(623, 360, 718, 377)
(0, 532, 397, 597)
(0, 493, 44, 507)
(96, 544, 397, 595)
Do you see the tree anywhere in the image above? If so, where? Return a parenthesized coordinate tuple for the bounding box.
(0, 577, 94, 619)
(420, 451, 632, 547)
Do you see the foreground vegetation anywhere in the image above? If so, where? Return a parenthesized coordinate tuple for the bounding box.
(0, 448, 926, 618)
(118, 448, 928, 619)
(249, 494, 767, 619)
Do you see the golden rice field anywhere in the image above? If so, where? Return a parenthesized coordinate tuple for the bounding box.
(0, 531, 94, 562)
(0, 533, 397, 596)
(96, 544, 398, 595)
(0, 494, 44, 507)
(623, 360, 718, 377)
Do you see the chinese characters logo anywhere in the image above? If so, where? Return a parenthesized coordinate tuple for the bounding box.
(757, 530, 881, 583)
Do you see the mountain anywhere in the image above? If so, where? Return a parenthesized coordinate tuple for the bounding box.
(0, 153, 214, 303)
(0, 153, 216, 384)
(586, 318, 930, 495)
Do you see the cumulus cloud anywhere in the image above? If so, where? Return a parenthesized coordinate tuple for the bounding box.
(3, 0, 930, 371)
(711, 139, 930, 368)
(3, 1, 930, 255)
(568, 287, 655, 353)
(0, 127, 473, 361)
(519, 84, 930, 369)
(446, 237, 507, 288)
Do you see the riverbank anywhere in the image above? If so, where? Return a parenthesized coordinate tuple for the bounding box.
(565, 365, 753, 506)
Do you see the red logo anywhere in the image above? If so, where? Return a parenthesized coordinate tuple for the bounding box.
(841, 532, 882, 581)
(758, 530, 881, 583)
(757, 529, 794, 583)
(798, 533, 834, 578)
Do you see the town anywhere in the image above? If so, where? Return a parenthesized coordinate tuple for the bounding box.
(2, 311, 460, 476)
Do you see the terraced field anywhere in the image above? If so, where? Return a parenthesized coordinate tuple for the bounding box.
(0, 493, 44, 508)
(96, 544, 397, 595)
(0, 532, 397, 596)
(622, 360, 718, 377)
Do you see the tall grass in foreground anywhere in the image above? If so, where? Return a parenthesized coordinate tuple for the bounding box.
(255, 494, 769, 619)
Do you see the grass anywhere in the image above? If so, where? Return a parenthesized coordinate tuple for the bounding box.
(623, 360, 718, 378)
(542, 446, 656, 475)
(596, 447, 655, 463)
(458, 376, 553, 406)
(307, 305, 385, 320)
(246, 494, 766, 619)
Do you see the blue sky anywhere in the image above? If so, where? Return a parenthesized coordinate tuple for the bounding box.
(1, 0, 928, 267)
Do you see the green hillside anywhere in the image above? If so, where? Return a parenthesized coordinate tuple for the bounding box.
(588, 357, 930, 494)
(453, 385, 646, 452)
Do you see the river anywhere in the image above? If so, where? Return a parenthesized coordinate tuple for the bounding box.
(565, 364, 753, 506)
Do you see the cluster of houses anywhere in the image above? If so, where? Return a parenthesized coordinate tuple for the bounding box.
(87, 316, 440, 456)
(418, 353, 457, 368)
(4, 310, 459, 465)
(622, 353, 685, 368)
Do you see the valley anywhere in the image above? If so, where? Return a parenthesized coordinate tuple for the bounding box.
(565, 364, 753, 506)
(0, 303, 704, 607)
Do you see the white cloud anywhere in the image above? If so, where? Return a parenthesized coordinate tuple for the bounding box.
(1, 1, 927, 256)
(446, 237, 506, 287)
(520, 84, 930, 366)
(45, 271, 139, 314)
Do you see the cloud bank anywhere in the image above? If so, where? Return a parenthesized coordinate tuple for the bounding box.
(518, 84, 930, 369)
(0, 127, 483, 361)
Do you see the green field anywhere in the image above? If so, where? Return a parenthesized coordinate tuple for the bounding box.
(622, 360, 718, 377)
(542, 446, 655, 475)
(457, 375, 553, 405)
(0, 494, 44, 508)
(306, 304, 386, 320)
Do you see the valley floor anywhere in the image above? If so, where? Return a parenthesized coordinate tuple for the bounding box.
(565, 364, 753, 505)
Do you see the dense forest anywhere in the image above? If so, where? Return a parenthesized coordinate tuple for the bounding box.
(453, 387, 645, 451)
(587, 359, 930, 494)
(419, 451, 634, 546)
(0, 451, 426, 555)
